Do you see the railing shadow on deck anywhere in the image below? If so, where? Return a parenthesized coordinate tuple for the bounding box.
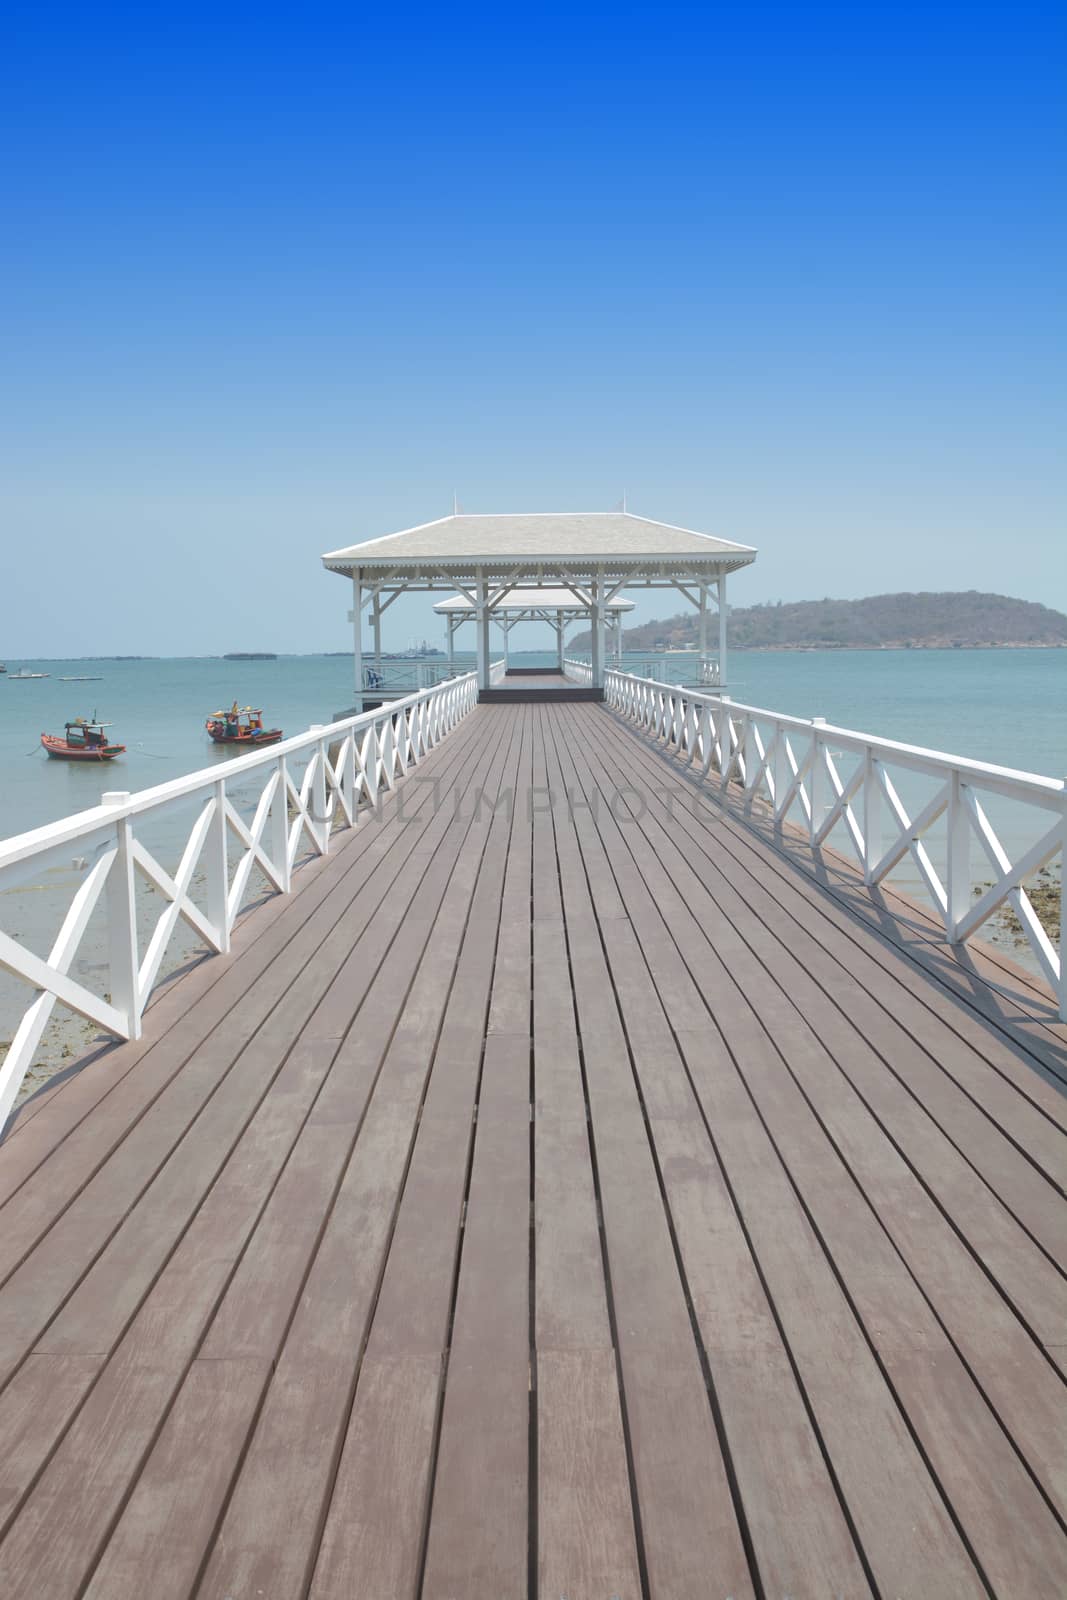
(598, 668, 1067, 1080)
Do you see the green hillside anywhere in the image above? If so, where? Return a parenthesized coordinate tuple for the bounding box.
(570, 591, 1067, 652)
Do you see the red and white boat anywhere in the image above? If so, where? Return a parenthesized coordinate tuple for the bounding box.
(41, 718, 126, 761)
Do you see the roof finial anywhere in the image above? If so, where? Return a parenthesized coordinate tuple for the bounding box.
(453, 490, 459, 516)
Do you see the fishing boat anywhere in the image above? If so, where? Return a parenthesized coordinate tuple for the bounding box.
(9, 668, 50, 680)
(41, 718, 126, 761)
(205, 703, 284, 746)
(59, 675, 103, 682)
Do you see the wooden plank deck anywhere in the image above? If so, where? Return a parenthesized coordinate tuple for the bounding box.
(0, 700, 1064, 1599)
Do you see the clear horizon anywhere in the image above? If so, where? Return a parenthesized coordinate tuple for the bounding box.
(2, 3, 1064, 656)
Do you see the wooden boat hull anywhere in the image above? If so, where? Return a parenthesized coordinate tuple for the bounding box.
(41, 735, 125, 761)
(206, 726, 284, 746)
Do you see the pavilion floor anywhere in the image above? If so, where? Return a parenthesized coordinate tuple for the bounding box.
(478, 668, 603, 702)
(0, 701, 1064, 1598)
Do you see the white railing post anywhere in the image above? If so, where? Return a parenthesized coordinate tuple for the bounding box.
(310, 727, 329, 851)
(717, 697, 731, 784)
(863, 745, 881, 883)
(379, 713, 396, 790)
(342, 732, 357, 821)
(743, 715, 759, 808)
(946, 770, 971, 941)
(809, 718, 827, 846)
(773, 719, 790, 822)
(696, 701, 711, 774)
(273, 755, 292, 892)
(206, 778, 231, 952)
(102, 792, 141, 1039)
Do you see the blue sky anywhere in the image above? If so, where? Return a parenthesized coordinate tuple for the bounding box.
(1, 1, 1064, 655)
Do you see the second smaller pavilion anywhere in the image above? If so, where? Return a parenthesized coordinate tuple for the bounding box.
(433, 585, 634, 677)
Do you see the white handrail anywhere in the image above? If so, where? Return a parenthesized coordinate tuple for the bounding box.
(0, 670, 481, 1128)
(564, 657, 594, 685)
(602, 668, 1066, 1018)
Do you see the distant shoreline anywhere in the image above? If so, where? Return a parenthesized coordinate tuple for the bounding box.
(730, 640, 1067, 653)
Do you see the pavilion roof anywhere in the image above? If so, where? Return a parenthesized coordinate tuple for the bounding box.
(323, 511, 756, 587)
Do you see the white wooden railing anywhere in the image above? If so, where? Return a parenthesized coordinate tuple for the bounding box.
(361, 659, 463, 693)
(565, 655, 721, 686)
(0, 670, 481, 1127)
(604, 670, 1066, 1017)
(564, 658, 594, 684)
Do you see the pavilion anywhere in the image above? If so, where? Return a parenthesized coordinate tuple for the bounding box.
(432, 586, 635, 675)
(322, 510, 757, 704)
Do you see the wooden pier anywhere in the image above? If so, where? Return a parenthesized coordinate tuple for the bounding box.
(0, 700, 1064, 1598)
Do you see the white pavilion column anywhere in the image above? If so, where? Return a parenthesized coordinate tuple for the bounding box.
(447, 614, 455, 674)
(718, 573, 728, 689)
(614, 610, 623, 663)
(351, 572, 363, 708)
(502, 616, 511, 668)
(698, 581, 708, 665)
(556, 611, 565, 670)
(372, 590, 382, 674)
(590, 571, 606, 689)
(475, 568, 491, 691)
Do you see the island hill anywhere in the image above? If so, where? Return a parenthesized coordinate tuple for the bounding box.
(571, 590, 1067, 652)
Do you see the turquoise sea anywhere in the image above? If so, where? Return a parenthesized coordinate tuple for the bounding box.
(1, 647, 1064, 842)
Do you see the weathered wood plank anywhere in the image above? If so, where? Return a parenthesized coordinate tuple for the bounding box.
(311, 715, 532, 1598)
(420, 1033, 531, 1600)
(80, 1357, 270, 1600)
(530, 706, 641, 1600)
(545, 719, 756, 1600)
(536, 1349, 642, 1600)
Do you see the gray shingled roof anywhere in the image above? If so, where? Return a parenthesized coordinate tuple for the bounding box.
(322, 511, 755, 570)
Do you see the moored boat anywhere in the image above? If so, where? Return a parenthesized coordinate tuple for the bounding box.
(9, 668, 50, 680)
(41, 718, 126, 761)
(206, 703, 284, 746)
